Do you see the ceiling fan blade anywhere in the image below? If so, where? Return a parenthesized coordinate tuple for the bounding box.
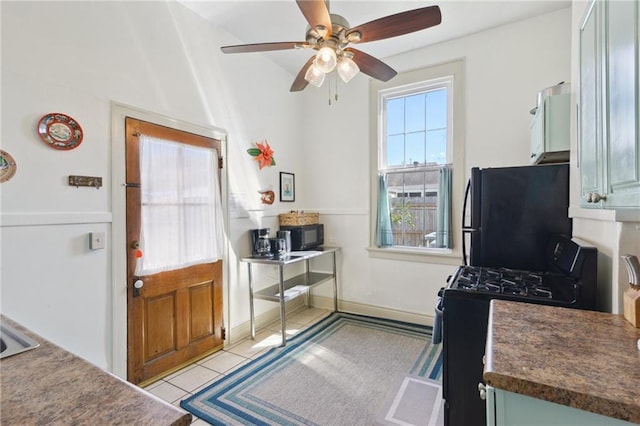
(221, 42, 309, 54)
(296, 0, 332, 35)
(345, 48, 397, 82)
(290, 56, 316, 92)
(346, 5, 441, 44)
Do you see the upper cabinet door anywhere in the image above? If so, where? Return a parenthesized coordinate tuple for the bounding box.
(604, 0, 640, 208)
(579, 0, 605, 206)
(579, 0, 640, 209)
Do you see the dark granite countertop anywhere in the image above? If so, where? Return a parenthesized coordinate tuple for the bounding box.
(0, 315, 191, 425)
(484, 300, 640, 424)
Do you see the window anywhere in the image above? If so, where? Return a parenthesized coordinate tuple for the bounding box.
(369, 60, 464, 260)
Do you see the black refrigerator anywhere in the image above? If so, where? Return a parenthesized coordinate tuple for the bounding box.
(441, 162, 573, 426)
(462, 163, 572, 270)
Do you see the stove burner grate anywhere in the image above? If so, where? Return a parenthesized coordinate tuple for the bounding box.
(453, 266, 561, 299)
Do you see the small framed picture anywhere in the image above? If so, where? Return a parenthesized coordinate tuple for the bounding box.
(280, 172, 295, 202)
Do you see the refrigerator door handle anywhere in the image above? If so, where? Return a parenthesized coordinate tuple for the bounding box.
(462, 178, 472, 265)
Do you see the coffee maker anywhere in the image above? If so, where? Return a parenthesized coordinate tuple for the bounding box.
(250, 228, 272, 258)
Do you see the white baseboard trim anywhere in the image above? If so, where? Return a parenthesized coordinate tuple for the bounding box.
(310, 295, 435, 327)
(228, 297, 435, 346)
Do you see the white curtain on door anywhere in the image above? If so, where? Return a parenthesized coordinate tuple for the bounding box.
(135, 134, 225, 275)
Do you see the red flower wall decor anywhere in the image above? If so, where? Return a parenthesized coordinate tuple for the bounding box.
(247, 140, 275, 170)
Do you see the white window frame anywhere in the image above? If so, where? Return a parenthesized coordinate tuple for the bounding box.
(368, 59, 465, 265)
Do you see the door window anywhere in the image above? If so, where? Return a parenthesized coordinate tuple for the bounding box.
(136, 134, 224, 275)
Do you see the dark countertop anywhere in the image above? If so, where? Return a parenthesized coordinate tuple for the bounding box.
(0, 315, 191, 425)
(484, 300, 640, 424)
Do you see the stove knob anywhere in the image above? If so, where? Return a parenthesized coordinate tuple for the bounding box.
(478, 382, 487, 400)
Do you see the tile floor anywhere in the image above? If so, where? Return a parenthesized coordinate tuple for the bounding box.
(144, 306, 332, 425)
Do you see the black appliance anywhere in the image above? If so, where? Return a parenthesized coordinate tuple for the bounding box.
(279, 224, 324, 251)
(250, 228, 271, 257)
(438, 163, 599, 426)
(462, 163, 572, 271)
(441, 236, 598, 426)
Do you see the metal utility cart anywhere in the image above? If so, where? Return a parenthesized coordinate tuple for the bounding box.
(241, 247, 340, 346)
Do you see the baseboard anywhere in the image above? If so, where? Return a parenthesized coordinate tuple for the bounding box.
(310, 295, 435, 327)
(228, 297, 435, 346)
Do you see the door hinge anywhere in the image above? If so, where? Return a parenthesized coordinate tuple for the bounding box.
(218, 156, 223, 169)
(221, 325, 226, 340)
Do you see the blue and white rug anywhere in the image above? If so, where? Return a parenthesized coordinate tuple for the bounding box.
(181, 312, 442, 426)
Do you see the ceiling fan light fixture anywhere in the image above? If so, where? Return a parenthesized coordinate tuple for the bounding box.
(337, 56, 359, 83)
(315, 46, 337, 73)
(304, 63, 325, 87)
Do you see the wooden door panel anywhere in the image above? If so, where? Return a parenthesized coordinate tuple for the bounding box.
(190, 283, 214, 340)
(126, 117, 224, 385)
(145, 294, 177, 360)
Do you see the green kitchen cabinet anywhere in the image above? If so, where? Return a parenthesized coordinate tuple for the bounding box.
(579, 0, 640, 209)
(486, 385, 636, 426)
(530, 92, 571, 164)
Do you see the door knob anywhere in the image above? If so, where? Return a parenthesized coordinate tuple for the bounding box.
(133, 279, 144, 297)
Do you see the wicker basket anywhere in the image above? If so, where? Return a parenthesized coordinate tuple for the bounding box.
(279, 212, 319, 226)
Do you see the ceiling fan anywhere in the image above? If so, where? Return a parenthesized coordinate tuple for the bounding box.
(220, 1, 442, 92)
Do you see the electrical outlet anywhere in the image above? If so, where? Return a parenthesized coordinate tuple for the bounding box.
(90, 232, 106, 250)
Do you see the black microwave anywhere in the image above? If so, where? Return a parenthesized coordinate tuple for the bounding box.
(279, 224, 324, 251)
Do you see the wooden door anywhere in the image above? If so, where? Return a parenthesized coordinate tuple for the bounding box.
(125, 117, 224, 385)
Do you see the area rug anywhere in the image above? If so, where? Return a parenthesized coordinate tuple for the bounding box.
(181, 312, 442, 426)
(374, 374, 443, 426)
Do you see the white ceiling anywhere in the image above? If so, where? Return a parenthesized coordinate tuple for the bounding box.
(180, 0, 571, 76)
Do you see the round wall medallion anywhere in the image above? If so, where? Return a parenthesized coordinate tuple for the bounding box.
(0, 149, 17, 183)
(37, 113, 84, 150)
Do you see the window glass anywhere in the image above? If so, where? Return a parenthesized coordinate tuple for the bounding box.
(386, 134, 405, 167)
(426, 88, 447, 130)
(386, 98, 405, 134)
(405, 94, 426, 132)
(379, 79, 452, 249)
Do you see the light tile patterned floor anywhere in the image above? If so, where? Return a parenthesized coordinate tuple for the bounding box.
(144, 307, 331, 425)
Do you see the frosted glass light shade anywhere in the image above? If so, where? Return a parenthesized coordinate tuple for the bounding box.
(304, 64, 325, 87)
(315, 47, 337, 73)
(337, 56, 359, 83)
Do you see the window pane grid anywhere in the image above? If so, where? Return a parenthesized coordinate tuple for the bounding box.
(380, 82, 451, 249)
(385, 168, 442, 248)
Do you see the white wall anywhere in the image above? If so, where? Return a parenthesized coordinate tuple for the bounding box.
(1, 1, 577, 375)
(300, 8, 573, 319)
(1, 1, 304, 370)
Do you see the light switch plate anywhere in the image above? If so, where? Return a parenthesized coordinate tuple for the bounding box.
(90, 232, 106, 250)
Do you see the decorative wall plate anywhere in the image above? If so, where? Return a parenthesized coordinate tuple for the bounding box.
(0, 149, 17, 183)
(37, 113, 83, 150)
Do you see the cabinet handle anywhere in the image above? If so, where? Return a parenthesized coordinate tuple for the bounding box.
(586, 192, 607, 203)
(478, 382, 487, 400)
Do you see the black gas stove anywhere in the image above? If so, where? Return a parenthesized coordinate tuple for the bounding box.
(449, 265, 579, 303)
(438, 235, 598, 426)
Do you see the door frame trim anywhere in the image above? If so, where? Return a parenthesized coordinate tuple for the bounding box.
(110, 101, 230, 379)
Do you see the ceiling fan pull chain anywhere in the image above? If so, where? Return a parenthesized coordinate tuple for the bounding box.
(335, 73, 339, 102)
(328, 75, 332, 105)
